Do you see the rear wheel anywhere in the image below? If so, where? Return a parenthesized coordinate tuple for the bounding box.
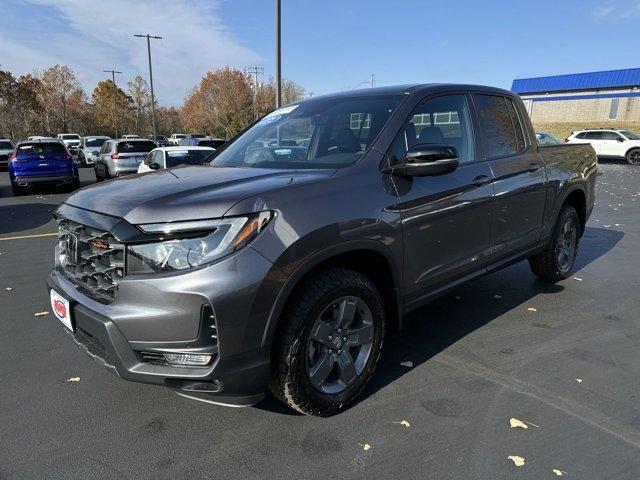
(94, 164, 104, 182)
(529, 205, 580, 281)
(269, 268, 385, 416)
(626, 148, 640, 165)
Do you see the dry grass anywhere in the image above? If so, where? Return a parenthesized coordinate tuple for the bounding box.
(533, 122, 640, 141)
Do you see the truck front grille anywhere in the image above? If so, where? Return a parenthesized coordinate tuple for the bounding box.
(57, 216, 124, 302)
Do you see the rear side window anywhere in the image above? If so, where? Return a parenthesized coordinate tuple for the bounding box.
(475, 95, 527, 158)
(118, 141, 156, 153)
(584, 132, 603, 140)
(17, 143, 66, 156)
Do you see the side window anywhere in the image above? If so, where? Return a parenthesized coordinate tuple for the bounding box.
(475, 94, 527, 158)
(388, 94, 474, 165)
(585, 132, 603, 140)
(602, 131, 621, 141)
(154, 151, 164, 165)
(144, 151, 155, 165)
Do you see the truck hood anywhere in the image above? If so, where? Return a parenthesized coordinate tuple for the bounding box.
(65, 165, 334, 224)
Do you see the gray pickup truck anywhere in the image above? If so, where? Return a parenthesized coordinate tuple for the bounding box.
(48, 84, 596, 416)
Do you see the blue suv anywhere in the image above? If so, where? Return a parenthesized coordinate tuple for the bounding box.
(9, 139, 79, 196)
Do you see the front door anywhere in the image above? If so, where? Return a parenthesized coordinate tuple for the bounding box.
(387, 94, 495, 308)
(473, 94, 547, 258)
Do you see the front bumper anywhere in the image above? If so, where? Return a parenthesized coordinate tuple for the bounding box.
(47, 232, 276, 406)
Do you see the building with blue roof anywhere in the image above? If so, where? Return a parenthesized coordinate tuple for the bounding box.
(512, 68, 640, 123)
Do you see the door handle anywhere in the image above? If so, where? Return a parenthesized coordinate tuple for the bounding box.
(528, 162, 542, 172)
(472, 175, 491, 187)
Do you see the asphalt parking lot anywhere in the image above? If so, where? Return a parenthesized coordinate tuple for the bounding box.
(0, 163, 639, 479)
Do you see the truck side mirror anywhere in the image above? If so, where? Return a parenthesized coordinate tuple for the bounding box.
(383, 144, 459, 176)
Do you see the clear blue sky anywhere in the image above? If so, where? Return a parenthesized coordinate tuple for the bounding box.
(2, 0, 639, 105)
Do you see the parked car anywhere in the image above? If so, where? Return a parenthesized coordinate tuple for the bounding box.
(168, 133, 187, 145)
(535, 131, 561, 145)
(137, 146, 215, 173)
(150, 135, 169, 147)
(0, 138, 15, 169)
(78, 136, 111, 166)
(48, 84, 596, 416)
(94, 138, 157, 180)
(565, 129, 640, 164)
(57, 134, 82, 156)
(9, 139, 79, 195)
(121, 134, 141, 140)
(178, 137, 226, 149)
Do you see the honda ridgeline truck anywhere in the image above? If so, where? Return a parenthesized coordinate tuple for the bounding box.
(48, 84, 597, 416)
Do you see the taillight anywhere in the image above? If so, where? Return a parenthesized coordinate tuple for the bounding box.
(111, 153, 120, 160)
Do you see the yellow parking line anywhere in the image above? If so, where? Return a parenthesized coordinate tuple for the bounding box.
(0, 232, 58, 241)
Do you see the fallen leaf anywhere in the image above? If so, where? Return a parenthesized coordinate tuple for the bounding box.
(576, 378, 583, 383)
(553, 468, 566, 476)
(5, 287, 13, 291)
(527, 307, 537, 312)
(359, 443, 371, 451)
(400, 359, 413, 368)
(494, 294, 502, 299)
(393, 420, 411, 427)
(34, 310, 49, 317)
(67, 377, 80, 382)
(508, 455, 525, 467)
(572, 277, 583, 282)
(509, 418, 540, 429)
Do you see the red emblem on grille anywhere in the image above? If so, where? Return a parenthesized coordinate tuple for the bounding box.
(53, 299, 67, 318)
(91, 239, 109, 250)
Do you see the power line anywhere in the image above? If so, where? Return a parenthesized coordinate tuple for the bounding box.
(134, 34, 162, 139)
(103, 69, 122, 137)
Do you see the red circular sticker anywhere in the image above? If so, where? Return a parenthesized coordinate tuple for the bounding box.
(53, 299, 67, 318)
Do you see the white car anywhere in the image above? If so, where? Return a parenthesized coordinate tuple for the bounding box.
(78, 136, 111, 166)
(57, 133, 82, 156)
(566, 129, 640, 165)
(0, 138, 15, 169)
(168, 133, 187, 145)
(137, 146, 215, 173)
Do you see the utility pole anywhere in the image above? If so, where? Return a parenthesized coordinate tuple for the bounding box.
(275, 0, 282, 108)
(103, 69, 122, 138)
(370, 73, 375, 88)
(134, 33, 162, 140)
(246, 66, 264, 119)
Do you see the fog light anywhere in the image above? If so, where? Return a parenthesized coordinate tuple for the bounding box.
(164, 353, 213, 366)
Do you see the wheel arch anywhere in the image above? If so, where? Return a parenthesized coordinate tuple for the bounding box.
(560, 187, 587, 235)
(260, 240, 403, 351)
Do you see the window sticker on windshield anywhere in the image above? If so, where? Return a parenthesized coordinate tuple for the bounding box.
(258, 114, 282, 126)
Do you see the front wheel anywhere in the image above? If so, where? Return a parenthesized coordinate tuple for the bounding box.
(269, 268, 385, 416)
(626, 148, 640, 165)
(529, 205, 580, 281)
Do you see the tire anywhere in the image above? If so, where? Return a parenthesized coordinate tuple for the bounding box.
(529, 205, 580, 281)
(626, 148, 640, 165)
(65, 178, 80, 193)
(269, 268, 386, 416)
(94, 164, 103, 182)
(11, 181, 26, 196)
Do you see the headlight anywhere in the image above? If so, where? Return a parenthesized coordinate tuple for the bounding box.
(127, 211, 272, 274)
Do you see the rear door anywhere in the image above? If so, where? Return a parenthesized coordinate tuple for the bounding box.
(584, 131, 604, 155)
(473, 94, 547, 259)
(390, 93, 495, 307)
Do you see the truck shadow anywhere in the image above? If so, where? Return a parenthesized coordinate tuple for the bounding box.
(0, 203, 58, 235)
(256, 226, 624, 415)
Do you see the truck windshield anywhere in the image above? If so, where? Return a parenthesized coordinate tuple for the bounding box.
(61, 134, 80, 140)
(0, 141, 13, 149)
(209, 95, 403, 169)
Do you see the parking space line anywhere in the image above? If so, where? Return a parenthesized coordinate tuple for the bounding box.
(0, 232, 58, 241)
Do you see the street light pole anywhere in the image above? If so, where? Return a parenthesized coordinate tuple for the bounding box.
(275, 0, 281, 108)
(103, 69, 122, 138)
(134, 33, 162, 140)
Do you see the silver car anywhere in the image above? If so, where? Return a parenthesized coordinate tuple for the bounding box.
(0, 138, 15, 169)
(95, 139, 157, 180)
(78, 136, 111, 166)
